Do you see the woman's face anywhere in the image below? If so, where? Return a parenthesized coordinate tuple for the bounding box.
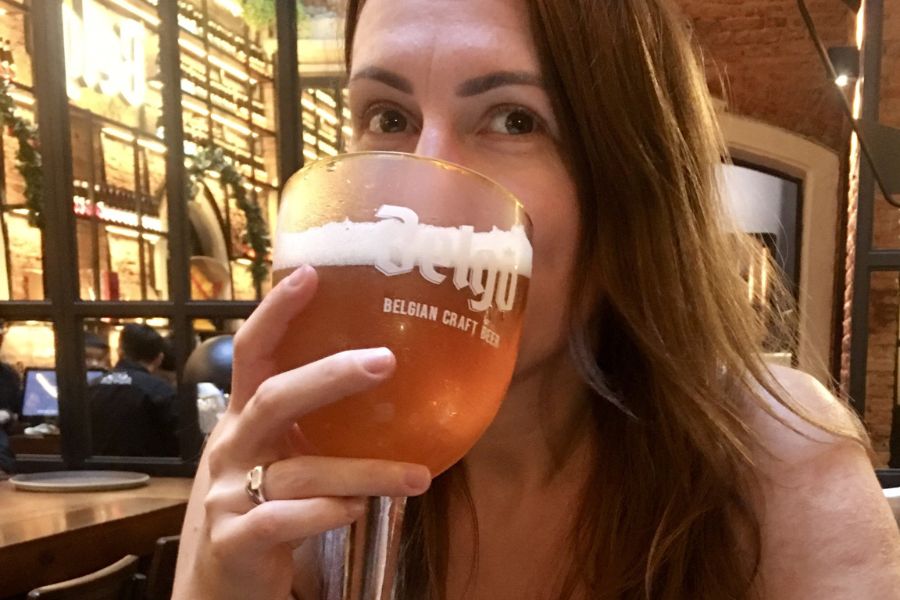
(349, 0, 580, 374)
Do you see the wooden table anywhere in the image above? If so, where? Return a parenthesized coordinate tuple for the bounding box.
(0, 477, 192, 598)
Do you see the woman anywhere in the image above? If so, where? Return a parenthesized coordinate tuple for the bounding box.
(174, 0, 900, 598)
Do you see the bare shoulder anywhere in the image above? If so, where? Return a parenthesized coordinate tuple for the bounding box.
(743, 365, 900, 598)
(744, 363, 862, 464)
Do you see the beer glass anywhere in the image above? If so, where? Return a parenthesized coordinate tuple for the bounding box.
(272, 152, 532, 599)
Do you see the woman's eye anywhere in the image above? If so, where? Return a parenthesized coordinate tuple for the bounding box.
(487, 109, 537, 135)
(367, 109, 409, 134)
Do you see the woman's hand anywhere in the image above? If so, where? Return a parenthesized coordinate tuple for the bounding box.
(173, 266, 431, 600)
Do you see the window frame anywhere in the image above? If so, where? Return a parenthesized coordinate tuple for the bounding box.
(6, 0, 300, 476)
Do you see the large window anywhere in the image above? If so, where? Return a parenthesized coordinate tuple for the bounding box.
(0, 1, 318, 474)
(65, 0, 170, 302)
(0, 1, 41, 301)
(178, 0, 278, 301)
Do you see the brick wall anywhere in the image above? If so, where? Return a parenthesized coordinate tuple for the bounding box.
(867, 271, 898, 462)
(881, 1, 900, 129)
(677, 0, 853, 151)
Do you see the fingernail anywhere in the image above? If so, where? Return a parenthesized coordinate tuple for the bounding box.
(361, 347, 395, 375)
(405, 467, 431, 493)
(288, 265, 313, 287)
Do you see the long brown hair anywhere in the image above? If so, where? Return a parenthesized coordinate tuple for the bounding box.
(342, 1, 866, 598)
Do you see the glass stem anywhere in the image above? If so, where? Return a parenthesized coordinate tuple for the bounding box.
(341, 496, 407, 600)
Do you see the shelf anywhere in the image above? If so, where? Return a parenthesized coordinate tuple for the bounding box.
(176, 5, 273, 83)
(100, 0, 161, 30)
(299, 82, 348, 159)
(179, 98, 275, 141)
(180, 71, 267, 117)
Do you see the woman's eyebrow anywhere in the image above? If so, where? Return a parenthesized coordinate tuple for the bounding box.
(456, 71, 544, 97)
(349, 66, 414, 94)
(349, 67, 544, 98)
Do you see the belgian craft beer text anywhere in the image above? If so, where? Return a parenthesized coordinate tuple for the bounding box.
(271, 207, 531, 474)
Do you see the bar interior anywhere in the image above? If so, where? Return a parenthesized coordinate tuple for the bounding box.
(0, 0, 899, 597)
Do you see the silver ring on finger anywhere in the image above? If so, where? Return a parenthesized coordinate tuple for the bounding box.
(246, 464, 269, 506)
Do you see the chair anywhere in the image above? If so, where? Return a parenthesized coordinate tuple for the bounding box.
(27, 555, 145, 600)
(143, 535, 181, 600)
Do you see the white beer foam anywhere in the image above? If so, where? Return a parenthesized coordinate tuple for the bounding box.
(274, 220, 533, 277)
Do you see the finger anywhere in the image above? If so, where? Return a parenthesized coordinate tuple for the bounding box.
(231, 348, 396, 458)
(215, 497, 366, 556)
(231, 265, 319, 406)
(202, 458, 428, 523)
(265, 456, 432, 500)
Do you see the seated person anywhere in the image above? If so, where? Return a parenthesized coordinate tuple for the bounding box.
(156, 334, 177, 388)
(88, 324, 179, 457)
(0, 427, 15, 476)
(0, 321, 22, 428)
(84, 332, 111, 370)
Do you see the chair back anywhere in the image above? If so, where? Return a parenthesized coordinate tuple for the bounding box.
(144, 535, 181, 600)
(27, 555, 144, 600)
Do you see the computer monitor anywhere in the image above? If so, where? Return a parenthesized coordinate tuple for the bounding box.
(21, 368, 106, 418)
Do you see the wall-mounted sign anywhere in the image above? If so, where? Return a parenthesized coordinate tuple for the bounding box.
(73, 195, 164, 233)
(63, 0, 147, 107)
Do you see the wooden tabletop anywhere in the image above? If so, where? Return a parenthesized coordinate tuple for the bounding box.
(0, 476, 193, 598)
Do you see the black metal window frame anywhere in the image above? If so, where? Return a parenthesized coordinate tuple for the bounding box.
(847, 0, 899, 417)
(3, 0, 301, 476)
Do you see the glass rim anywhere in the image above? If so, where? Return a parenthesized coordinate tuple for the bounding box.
(290, 151, 533, 228)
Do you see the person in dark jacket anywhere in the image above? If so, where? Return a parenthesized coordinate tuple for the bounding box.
(0, 319, 16, 472)
(0, 427, 16, 476)
(0, 321, 22, 425)
(88, 324, 179, 456)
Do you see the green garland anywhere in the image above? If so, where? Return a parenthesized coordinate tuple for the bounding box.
(239, 0, 309, 30)
(238, 0, 275, 27)
(186, 145, 271, 287)
(0, 79, 43, 228)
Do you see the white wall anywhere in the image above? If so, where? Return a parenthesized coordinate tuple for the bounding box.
(719, 163, 801, 289)
(721, 164, 794, 233)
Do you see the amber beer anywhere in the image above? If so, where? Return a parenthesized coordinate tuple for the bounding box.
(271, 211, 531, 475)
